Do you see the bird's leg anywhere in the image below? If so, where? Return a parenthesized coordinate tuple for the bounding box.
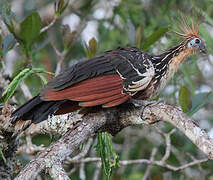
(130, 99, 156, 121)
(130, 99, 164, 123)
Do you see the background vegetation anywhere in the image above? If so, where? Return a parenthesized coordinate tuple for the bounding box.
(0, 0, 213, 179)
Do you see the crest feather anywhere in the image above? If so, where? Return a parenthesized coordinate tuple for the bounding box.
(174, 14, 201, 39)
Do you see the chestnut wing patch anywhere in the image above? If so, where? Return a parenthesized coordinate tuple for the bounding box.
(41, 75, 131, 108)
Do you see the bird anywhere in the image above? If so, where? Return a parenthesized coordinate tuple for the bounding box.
(11, 17, 207, 128)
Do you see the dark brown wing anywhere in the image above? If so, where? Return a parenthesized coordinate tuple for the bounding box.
(41, 47, 155, 107)
(45, 54, 115, 91)
(41, 75, 131, 108)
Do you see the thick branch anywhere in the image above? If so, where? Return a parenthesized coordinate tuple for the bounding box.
(15, 112, 108, 180)
(14, 102, 213, 179)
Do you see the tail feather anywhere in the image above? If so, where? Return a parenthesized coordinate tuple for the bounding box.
(12, 96, 41, 120)
(11, 95, 65, 124)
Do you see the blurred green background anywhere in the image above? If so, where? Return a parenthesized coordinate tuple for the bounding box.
(1, 0, 213, 179)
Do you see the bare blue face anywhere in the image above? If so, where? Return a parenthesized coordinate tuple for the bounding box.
(187, 37, 207, 54)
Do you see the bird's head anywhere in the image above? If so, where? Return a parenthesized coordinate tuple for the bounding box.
(187, 36, 207, 54)
(175, 15, 207, 55)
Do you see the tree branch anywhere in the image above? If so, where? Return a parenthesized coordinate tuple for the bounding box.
(14, 111, 108, 180)
(14, 102, 213, 179)
(143, 147, 158, 180)
(68, 156, 208, 172)
(142, 102, 213, 159)
(40, 17, 57, 34)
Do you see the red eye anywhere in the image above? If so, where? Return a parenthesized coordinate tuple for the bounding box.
(195, 38, 200, 44)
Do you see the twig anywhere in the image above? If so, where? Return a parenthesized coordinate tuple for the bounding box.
(40, 17, 57, 33)
(17, 135, 45, 155)
(51, 18, 88, 75)
(67, 166, 77, 176)
(157, 128, 176, 162)
(120, 158, 209, 171)
(143, 148, 158, 180)
(66, 138, 93, 162)
(69, 19, 88, 46)
(79, 162, 86, 180)
(52, 44, 66, 75)
(64, 157, 209, 172)
(93, 162, 101, 180)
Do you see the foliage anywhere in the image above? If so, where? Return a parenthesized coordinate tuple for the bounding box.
(0, 148, 6, 163)
(96, 133, 119, 179)
(178, 85, 192, 113)
(142, 26, 169, 50)
(0, 0, 213, 179)
(1, 68, 54, 103)
(19, 12, 42, 52)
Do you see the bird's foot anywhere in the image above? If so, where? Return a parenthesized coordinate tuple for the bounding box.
(130, 99, 164, 123)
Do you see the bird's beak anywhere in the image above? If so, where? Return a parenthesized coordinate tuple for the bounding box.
(199, 43, 208, 55)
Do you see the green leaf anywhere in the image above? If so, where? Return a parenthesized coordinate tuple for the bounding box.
(55, 0, 69, 17)
(2, 34, 16, 56)
(0, 68, 54, 103)
(84, 37, 98, 58)
(32, 68, 55, 76)
(0, 148, 7, 164)
(136, 26, 143, 49)
(1, 68, 32, 103)
(19, 12, 42, 50)
(188, 92, 213, 116)
(89, 37, 97, 55)
(96, 132, 119, 179)
(178, 85, 192, 113)
(142, 26, 169, 50)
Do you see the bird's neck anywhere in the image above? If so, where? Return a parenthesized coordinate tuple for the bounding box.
(152, 41, 196, 81)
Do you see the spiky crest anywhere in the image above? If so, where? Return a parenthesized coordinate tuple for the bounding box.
(174, 14, 201, 39)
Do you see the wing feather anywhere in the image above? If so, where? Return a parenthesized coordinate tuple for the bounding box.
(79, 93, 129, 107)
(46, 55, 114, 91)
(73, 87, 123, 101)
(41, 75, 123, 100)
(41, 75, 131, 108)
(102, 95, 130, 108)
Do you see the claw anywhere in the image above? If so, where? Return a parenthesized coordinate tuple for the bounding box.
(130, 99, 164, 123)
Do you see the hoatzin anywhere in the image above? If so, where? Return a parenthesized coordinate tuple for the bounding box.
(11, 18, 207, 127)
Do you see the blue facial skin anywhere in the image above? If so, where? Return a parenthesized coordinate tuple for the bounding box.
(188, 37, 207, 54)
